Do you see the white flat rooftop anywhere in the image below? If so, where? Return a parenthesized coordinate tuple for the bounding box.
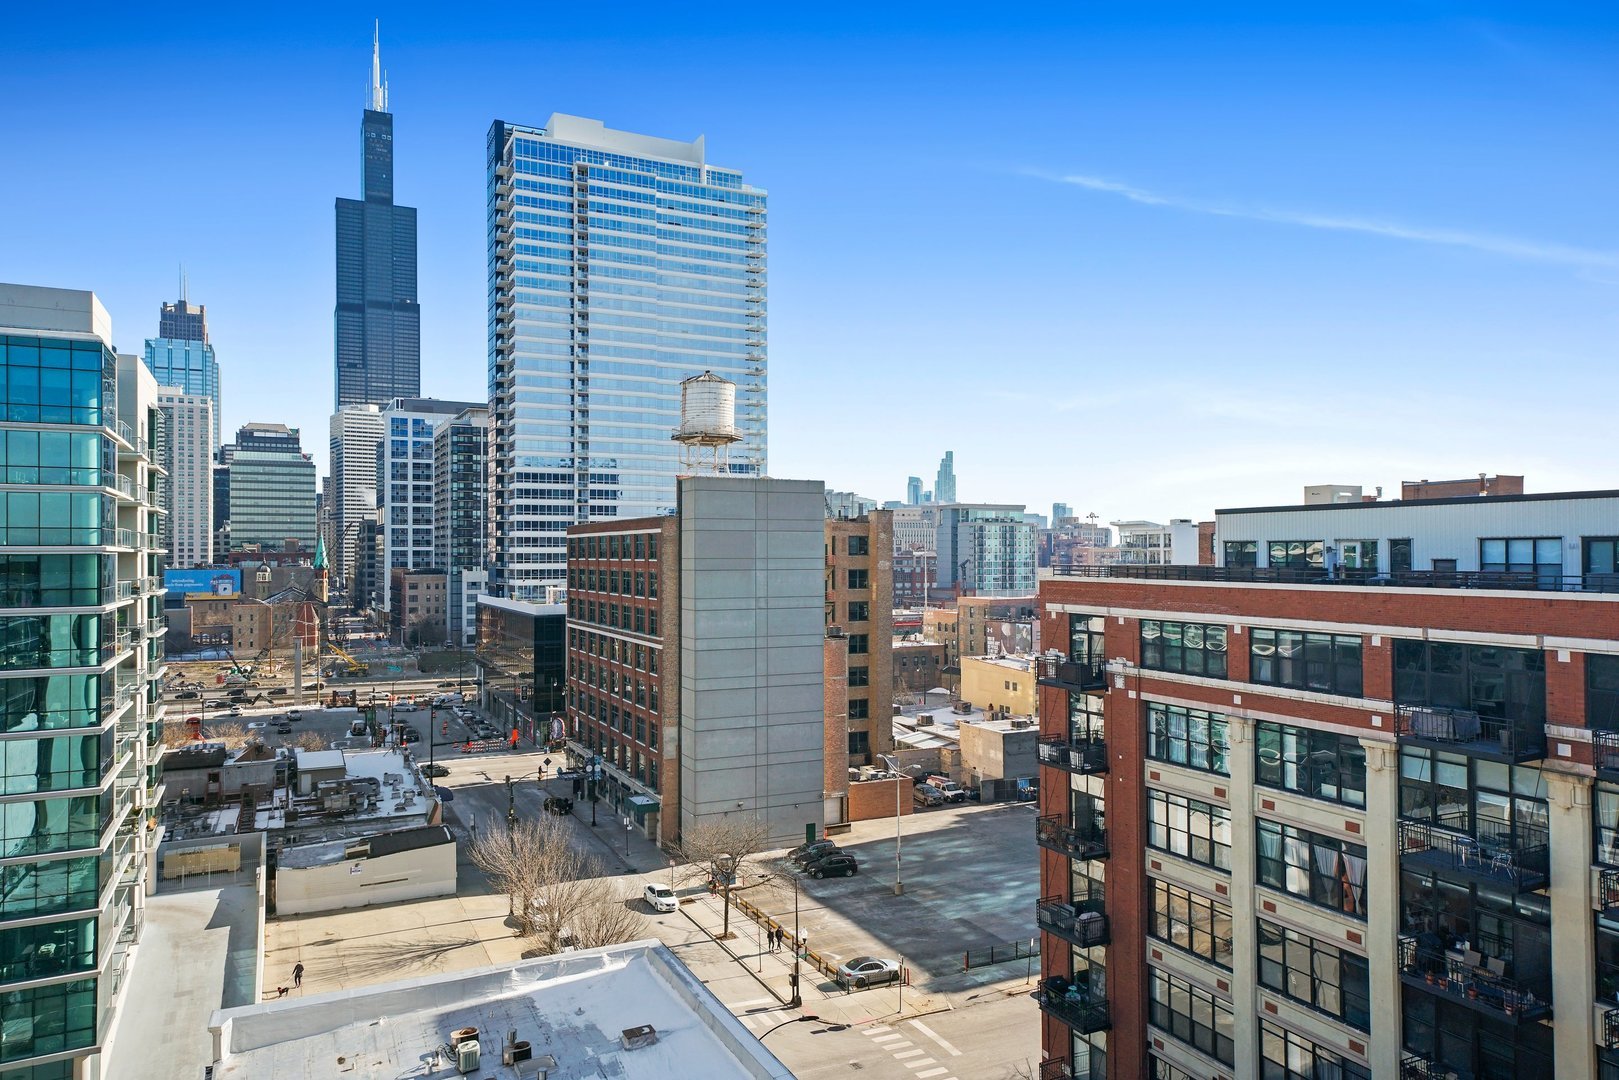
(208, 940, 792, 1080)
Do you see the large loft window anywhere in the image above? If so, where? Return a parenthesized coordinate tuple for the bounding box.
(1255, 721, 1366, 807)
(1479, 537, 1561, 586)
(1257, 819, 1368, 919)
(1140, 620, 1227, 678)
(1250, 628, 1363, 697)
(1258, 919, 1371, 1030)
(1591, 654, 1619, 731)
(1393, 640, 1546, 728)
(1268, 540, 1324, 570)
(1147, 701, 1229, 776)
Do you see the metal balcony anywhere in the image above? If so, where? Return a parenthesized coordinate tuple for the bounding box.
(1399, 1053, 1471, 1080)
(1039, 1060, 1073, 1080)
(1034, 985, 1109, 1034)
(1603, 867, 1619, 917)
(1397, 819, 1548, 891)
(1036, 813, 1109, 861)
(1397, 935, 1550, 1023)
(1606, 1006, 1619, 1051)
(1036, 896, 1109, 948)
(1038, 737, 1108, 775)
(1395, 704, 1545, 763)
(1596, 731, 1619, 781)
(1036, 655, 1108, 693)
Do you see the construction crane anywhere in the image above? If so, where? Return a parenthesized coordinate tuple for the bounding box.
(326, 640, 369, 677)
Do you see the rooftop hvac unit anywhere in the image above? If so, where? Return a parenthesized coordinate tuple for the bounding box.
(915, 714, 934, 727)
(455, 1038, 481, 1074)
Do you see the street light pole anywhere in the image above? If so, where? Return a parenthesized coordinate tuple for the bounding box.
(791, 877, 802, 1007)
(894, 777, 904, 896)
(505, 775, 516, 830)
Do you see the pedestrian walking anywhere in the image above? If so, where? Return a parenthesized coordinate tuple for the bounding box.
(292, 962, 304, 988)
(776, 926, 786, 951)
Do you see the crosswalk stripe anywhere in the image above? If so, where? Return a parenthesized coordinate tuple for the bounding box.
(863, 1025, 892, 1034)
(915, 1070, 950, 1078)
(903, 1059, 938, 1070)
(893, 1049, 925, 1059)
(907, 1020, 962, 1057)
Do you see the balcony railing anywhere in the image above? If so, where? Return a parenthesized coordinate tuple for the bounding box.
(1398, 935, 1550, 1023)
(1036, 655, 1108, 692)
(1395, 704, 1545, 762)
(1596, 731, 1619, 779)
(1036, 896, 1109, 948)
(1050, 561, 1619, 593)
(1603, 868, 1619, 918)
(1039, 1060, 1073, 1080)
(1397, 819, 1548, 891)
(1606, 1006, 1619, 1051)
(1038, 737, 1109, 775)
(1036, 813, 1109, 861)
(115, 580, 134, 601)
(1034, 983, 1110, 1034)
(1399, 1053, 1469, 1080)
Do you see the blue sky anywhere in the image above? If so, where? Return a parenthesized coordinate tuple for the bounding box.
(2, 3, 1615, 523)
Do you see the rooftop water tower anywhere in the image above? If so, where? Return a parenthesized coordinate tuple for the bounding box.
(672, 371, 741, 475)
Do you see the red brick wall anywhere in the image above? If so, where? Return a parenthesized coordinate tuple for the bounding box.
(848, 777, 912, 821)
(824, 636, 849, 795)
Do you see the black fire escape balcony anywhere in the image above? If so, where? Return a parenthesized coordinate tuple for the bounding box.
(1038, 736, 1109, 775)
(1399, 1053, 1471, 1080)
(1397, 819, 1549, 892)
(1035, 982, 1110, 1034)
(1603, 867, 1619, 918)
(1398, 935, 1551, 1023)
(1037, 813, 1109, 861)
(1037, 655, 1108, 693)
(1039, 1060, 1073, 1080)
(1605, 1006, 1619, 1051)
(1036, 896, 1109, 948)
(1395, 704, 1545, 763)
(1595, 730, 1619, 782)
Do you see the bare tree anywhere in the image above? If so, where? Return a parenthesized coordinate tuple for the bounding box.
(162, 720, 253, 750)
(466, 816, 638, 955)
(288, 731, 329, 753)
(677, 816, 774, 940)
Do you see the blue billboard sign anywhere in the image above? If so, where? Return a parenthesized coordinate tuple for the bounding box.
(163, 569, 243, 597)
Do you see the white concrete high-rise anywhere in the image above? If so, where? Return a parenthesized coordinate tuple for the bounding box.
(329, 403, 384, 598)
(156, 388, 215, 567)
(378, 397, 481, 616)
(486, 114, 767, 600)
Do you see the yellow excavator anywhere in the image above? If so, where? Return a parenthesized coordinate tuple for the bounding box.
(326, 640, 369, 677)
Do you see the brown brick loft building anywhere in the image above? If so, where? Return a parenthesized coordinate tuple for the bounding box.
(1035, 488, 1619, 1080)
(826, 510, 894, 765)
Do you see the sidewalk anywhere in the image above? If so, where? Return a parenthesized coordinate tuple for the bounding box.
(677, 889, 951, 1024)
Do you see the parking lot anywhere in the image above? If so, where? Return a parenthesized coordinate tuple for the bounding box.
(753, 800, 1041, 992)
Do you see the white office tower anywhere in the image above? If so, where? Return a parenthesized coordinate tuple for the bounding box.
(156, 388, 215, 567)
(486, 114, 767, 600)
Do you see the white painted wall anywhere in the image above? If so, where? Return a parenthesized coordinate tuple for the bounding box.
(275, 839, 456, 916)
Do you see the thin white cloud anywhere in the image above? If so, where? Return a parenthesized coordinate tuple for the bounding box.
(1036, 169, 1619, 269)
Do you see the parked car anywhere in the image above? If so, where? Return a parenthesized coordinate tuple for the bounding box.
(543, 796, 573, 816)
(275, 724, 293, 735)
(203, 699, 228, 709)
(174, 690, 199, 700)
(643, 883, 679, 913)
(267, 687, 288, 696)
(395, 702, 420, 713)
(836, 956, 901, 989)
(286, 709, 302, 720)
(420, 763, 449, 778)
(925, 776, 967, 802)
(805, 852, 858, 879)
(227, 706, 243, 717)
(400, 728, 421, 744)
(913, 784, 945, 807)
(791, 840, 840, 866)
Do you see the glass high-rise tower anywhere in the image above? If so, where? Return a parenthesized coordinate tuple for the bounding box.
(486, 114, 767, 599)
(334, 28, 419, 410)
(142, 297, 220, 446)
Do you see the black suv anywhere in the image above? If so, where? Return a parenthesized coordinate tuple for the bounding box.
(790, 840, 839, 866)
(804, 852, 858, 879)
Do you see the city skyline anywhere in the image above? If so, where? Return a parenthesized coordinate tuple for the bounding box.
(1, 8, 1615, 523)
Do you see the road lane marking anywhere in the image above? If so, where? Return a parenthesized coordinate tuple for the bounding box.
(871, 1035, 908, 1045)
(907, 1020, 962, 1057)
(892, 1050, 925, 1059)
(902, 1058, 938, 1069)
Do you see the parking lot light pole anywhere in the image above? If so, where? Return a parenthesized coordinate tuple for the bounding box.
(894, 778, 904, 896)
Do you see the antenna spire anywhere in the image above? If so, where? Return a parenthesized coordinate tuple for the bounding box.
(370, 21, 387, 111)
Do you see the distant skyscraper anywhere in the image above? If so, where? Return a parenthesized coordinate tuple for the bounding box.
(157, 388, 216, 567)
(143, 295, 221, 445)
(906, 476, 923, 505)
(1052, 501, 1073, 524)
(934, 451, 957, 505)
(218, 422, 317, 550)
(486, 114, 767, 599)
(378, 397, 481, 613)
(334, 26, 420, 410)
(329, 404, 385, 596)
(434, 405, 489, 643)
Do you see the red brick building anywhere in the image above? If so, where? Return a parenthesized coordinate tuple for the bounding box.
(1035, 489, 1619, 1080)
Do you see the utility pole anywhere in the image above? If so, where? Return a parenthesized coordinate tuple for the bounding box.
(791, 877, 802, 1007)
(505, 775, 516, 830)
(894, 778, 904, 895)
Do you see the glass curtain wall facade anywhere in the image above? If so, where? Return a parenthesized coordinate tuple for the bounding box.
(0, 290, 164, 1080)
(218, 424, 316, 551)
(334, 81, 420, 410)
(486, 114, 767, 599)
(142, 299, 219, 446)
(433, 407, 487, 642)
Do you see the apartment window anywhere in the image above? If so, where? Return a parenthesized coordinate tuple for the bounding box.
(634, 572, 646, 597)
(1398, 747, 1549, 857)
(634, 534, 645, 559)
(1480, 537, 1561, 583)
(1259, 1020, 1370, 1080)
(1148, 789, 1231, 872)
(1224, 540, 1257, 568)
(1265, 540, 1323, 570)
(848, 699, 869, 720)
(848, 633, 868, 655)
(1255, 721, 1366, 807)
(1390, 538, 1413, 573)
(847, 569, 868, 590)
(1392, 640, 1545, 727)
(1150, 879, 1233, 969)
(1256, 819, 1367, 919)
(1146, 701, 1229, 775)
(848, 535, 869, 556)
(1250, 628, 1363, 696)
(1140, 620, 1227, 678)
(1148, 968, 1234, 1066)
(647, 535, 658, 559)
(647, 572, 658, 599)
(1257, 919, 1371, 1030)
(1590, 654, 1619, 730)
(1586, 536, 1619, 583)
(847, 601, 870, 622)
(1150, 1061, 1200, 1080)
(848, 731, 870, 756)
(1068, 613, 1105, 668)
(848, 666, 869, 688)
